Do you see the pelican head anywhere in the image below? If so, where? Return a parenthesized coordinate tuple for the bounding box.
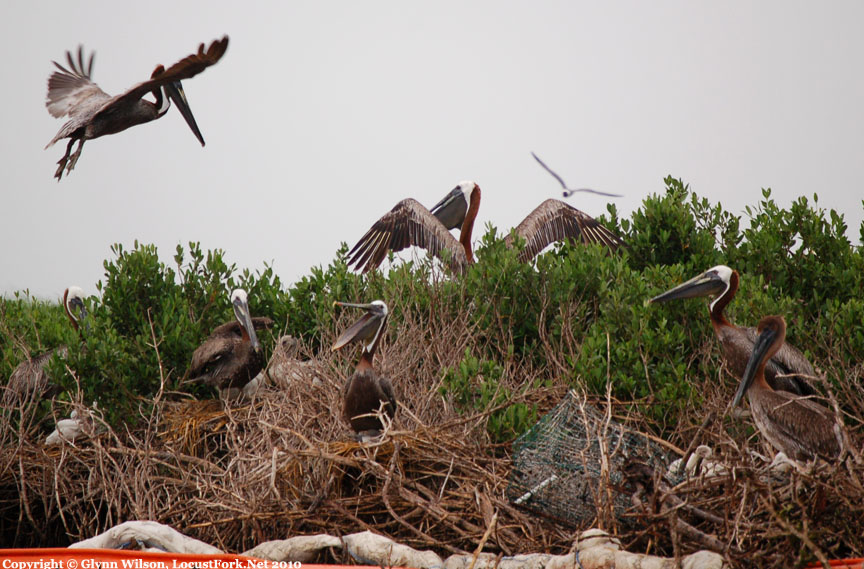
(332, 300, 389, 354)
(63, 286, 87, 330)
(650, 265, 734, 310)
(732, 315, 786, 408)
(430, 181, 479, 230)
(150, 63, 205, 146)
(231, 289, 260, 351)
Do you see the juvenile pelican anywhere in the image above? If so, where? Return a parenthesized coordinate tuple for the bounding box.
(650, 266, 815, 396)
(45, 36, 229, 180)
(188, 289, 272, 392)
(347, 181, 624, 273)
(332, 300, 396, 439)
(732, 316, 844, 462)
(5, 287, 87, 405)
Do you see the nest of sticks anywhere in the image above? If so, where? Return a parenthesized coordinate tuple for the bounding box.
(0, 296, 862, 568)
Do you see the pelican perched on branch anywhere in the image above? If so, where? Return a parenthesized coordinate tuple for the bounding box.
(332, 300, 396, 439)
(45, 36, 229, 180)
(5, 287, 86, 405)
(188, 289, 272, 393)
(732, 316, 844, 462)
(650, 265, 815, 396)
(347, 181, 624, 273)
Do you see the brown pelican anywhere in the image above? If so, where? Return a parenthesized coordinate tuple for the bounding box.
(45, 36, 229, 180)
(332, 300, 396, 439)
(347, 181, 624, 273)
(4, 287, 86, 405)
(732, 316, 844, 462)
(650, 265, 816, 396)
(266, 335, 324, 388)
(188, 289, 273, 392)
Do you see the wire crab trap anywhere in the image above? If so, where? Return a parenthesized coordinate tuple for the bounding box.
(506, 390, 670, 528)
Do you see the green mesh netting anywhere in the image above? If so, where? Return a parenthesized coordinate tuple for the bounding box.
(506, 390, 670, 528)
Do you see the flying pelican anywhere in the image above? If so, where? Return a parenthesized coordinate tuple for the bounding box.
(188, 289, 273, 393)
(650, 265, 815, 396)
(346, 181, 624, 273)
(332, 300, 396, 439)
(45, 36, 229, 180)
(5, 287, 87, 405)
(732, 315, 844, 462)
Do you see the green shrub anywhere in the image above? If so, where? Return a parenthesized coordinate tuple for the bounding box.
(2, 178, 862, 441)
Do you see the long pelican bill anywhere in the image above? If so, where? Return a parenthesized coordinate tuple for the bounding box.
(68, 296, 87, 322)
(333, 301, 378, 311)
(429, 187, 468, 230)
(232, 290, 260, 351)
(732, 325, 777, 408)
(164, 81, 205, 146)
(332, 301, 389, 352)
(650, 270, 727, 303)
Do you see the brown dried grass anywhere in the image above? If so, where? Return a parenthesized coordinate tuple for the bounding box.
(0, 290, 862, 568)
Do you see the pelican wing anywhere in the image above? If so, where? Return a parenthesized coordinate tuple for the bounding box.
(759, 390, 843, 460)
(92, 37, 229, 120)
(5, 348, 65, 403)
(503, 199, 625, 262)
(379, 374, 398, 417)
(46, 46, 110, 118)
(347, 198, 467, 273)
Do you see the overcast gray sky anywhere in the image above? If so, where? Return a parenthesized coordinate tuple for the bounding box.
(2, 1, 863, 299)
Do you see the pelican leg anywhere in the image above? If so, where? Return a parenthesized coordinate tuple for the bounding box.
(65, 139, 86, 175)
(54, 138, 76, 180)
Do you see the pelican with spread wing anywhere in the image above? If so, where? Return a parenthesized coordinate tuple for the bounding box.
(347, 181, 624, 274)
(45, 36, 229, 180)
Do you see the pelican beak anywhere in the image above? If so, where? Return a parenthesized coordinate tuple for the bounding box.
(650, 270, 727, 303)
(68, 297, 88, 323)
(233, 294, 260, 351)
(165, 81, 205, 146)
(429, 187, 469, 230)
(332, 301, 387, 351)
(334, 301, 378, 311)
(732, 326, 777, 408)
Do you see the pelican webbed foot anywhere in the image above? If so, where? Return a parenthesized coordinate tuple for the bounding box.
(54, 139, 75, 180)
(65, 139, 85, 175)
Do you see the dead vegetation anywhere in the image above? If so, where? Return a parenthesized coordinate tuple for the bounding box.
(1, 286, 862, 568)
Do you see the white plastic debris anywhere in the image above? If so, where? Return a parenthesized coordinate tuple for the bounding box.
(70, 520, 223, 554)
(243, 534, 342, 562)
(342, 530, 444, 569)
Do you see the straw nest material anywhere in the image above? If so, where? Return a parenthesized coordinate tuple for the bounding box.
(1, 301, 862, 568)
